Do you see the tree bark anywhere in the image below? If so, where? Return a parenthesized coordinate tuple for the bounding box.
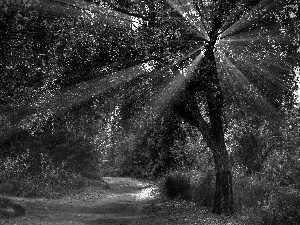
(209, 142, 234, 214)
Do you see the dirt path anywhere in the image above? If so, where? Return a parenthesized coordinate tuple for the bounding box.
(1, 177, 247, 225)
(1, 177, 160, 225)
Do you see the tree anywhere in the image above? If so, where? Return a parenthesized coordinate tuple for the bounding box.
(105, 0, 298, 214)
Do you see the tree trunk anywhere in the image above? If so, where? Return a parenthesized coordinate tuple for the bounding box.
(205, 91, 234, 214)
(173, 89, 234, 214)
(173, 31, 234, 215)
(210, 143, 234, 214)
(205, 41, 234, 214)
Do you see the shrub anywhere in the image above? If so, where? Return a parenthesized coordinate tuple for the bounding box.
(0, 154, 94, 199)
(191, 170, 215, 207)
(231, 171, 300, 225)
(233, 175, 274, 209)
(259, 187, 300, 225)
(161, 171, 192, 200)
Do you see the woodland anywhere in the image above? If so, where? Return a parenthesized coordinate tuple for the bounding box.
(0, 0, 300, 223)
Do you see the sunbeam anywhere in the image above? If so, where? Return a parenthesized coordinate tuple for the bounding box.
(35, 0, 137, 29)
(0, 62, 157, 129)
(221, 0, 291, 39)
(218, 41, 298, 72)
(127, 47, 206, 137)
(165, 0, 209, 40)
(219, 55, 279, 117)
(220, 24, 296, 44)
(0, 41, 205, 140)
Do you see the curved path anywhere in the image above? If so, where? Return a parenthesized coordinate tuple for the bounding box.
(1, 177, 159, 225)
(1, 177, 245, 225)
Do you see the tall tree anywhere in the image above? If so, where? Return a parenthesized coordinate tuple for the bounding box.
(107, 0, 298, 214)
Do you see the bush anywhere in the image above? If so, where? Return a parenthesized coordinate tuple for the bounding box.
(160, 170, 215, 207)
(161, 171, 192, 200)
(233, 175, 274, 209)
(231, 171, 300, 225)
(259, 187, 300, 225)
(0, 154, 93, 199)
(191, 170, 215, 207)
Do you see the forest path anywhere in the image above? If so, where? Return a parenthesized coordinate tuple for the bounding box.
(1, 177, 161, 225)
(1, 177, 246, 225)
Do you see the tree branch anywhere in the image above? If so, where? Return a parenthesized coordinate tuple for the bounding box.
(172, 91, 213, 147)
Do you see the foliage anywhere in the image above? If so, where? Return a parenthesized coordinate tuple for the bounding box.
(161, 171, 192, 200)
(227, 115, 281, 175)
(0, 1, 140, 108)
(0, 124, 99, 174)
(190, 169, 215, 207)
(233, 172, 275, 209)
(0, 153, 86, 198)
(233, 175, 300, 225)
(259, 188, 300, 225)
(117, 112, 189, 177)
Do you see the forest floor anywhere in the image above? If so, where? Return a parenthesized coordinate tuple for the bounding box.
(0, 177, 249, 225)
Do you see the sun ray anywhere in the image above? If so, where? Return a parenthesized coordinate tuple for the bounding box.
(219, 54, 280, 118)
(220, 24, 296, 44)
(232, 55, 294, 90)
(165, 0, 209, 41)
(35, 0, 138, 29)
(216, 43, 296, 104)
(192, 0, 210, 34)
(222, 43, 298, 71)
(127, 48, 206, 137)
(1, 62, 158, 128)
(0, 42, 205, 139)
(221, 0, 289, 39)
(179, 0, 210, 35)
(218, 55, 252, 107)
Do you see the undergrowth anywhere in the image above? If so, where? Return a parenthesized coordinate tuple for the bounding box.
(160, 169, 300, 225)
(0, 152, 105, 199)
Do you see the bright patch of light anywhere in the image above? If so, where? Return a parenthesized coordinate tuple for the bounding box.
(215, 36, 221, 48)
(203, 0, 213, 6)
(131, 16, 143, 31)
(134, 186, 158, 200)
(141, 60, 156, 72)
(289, 12, 297, 18)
